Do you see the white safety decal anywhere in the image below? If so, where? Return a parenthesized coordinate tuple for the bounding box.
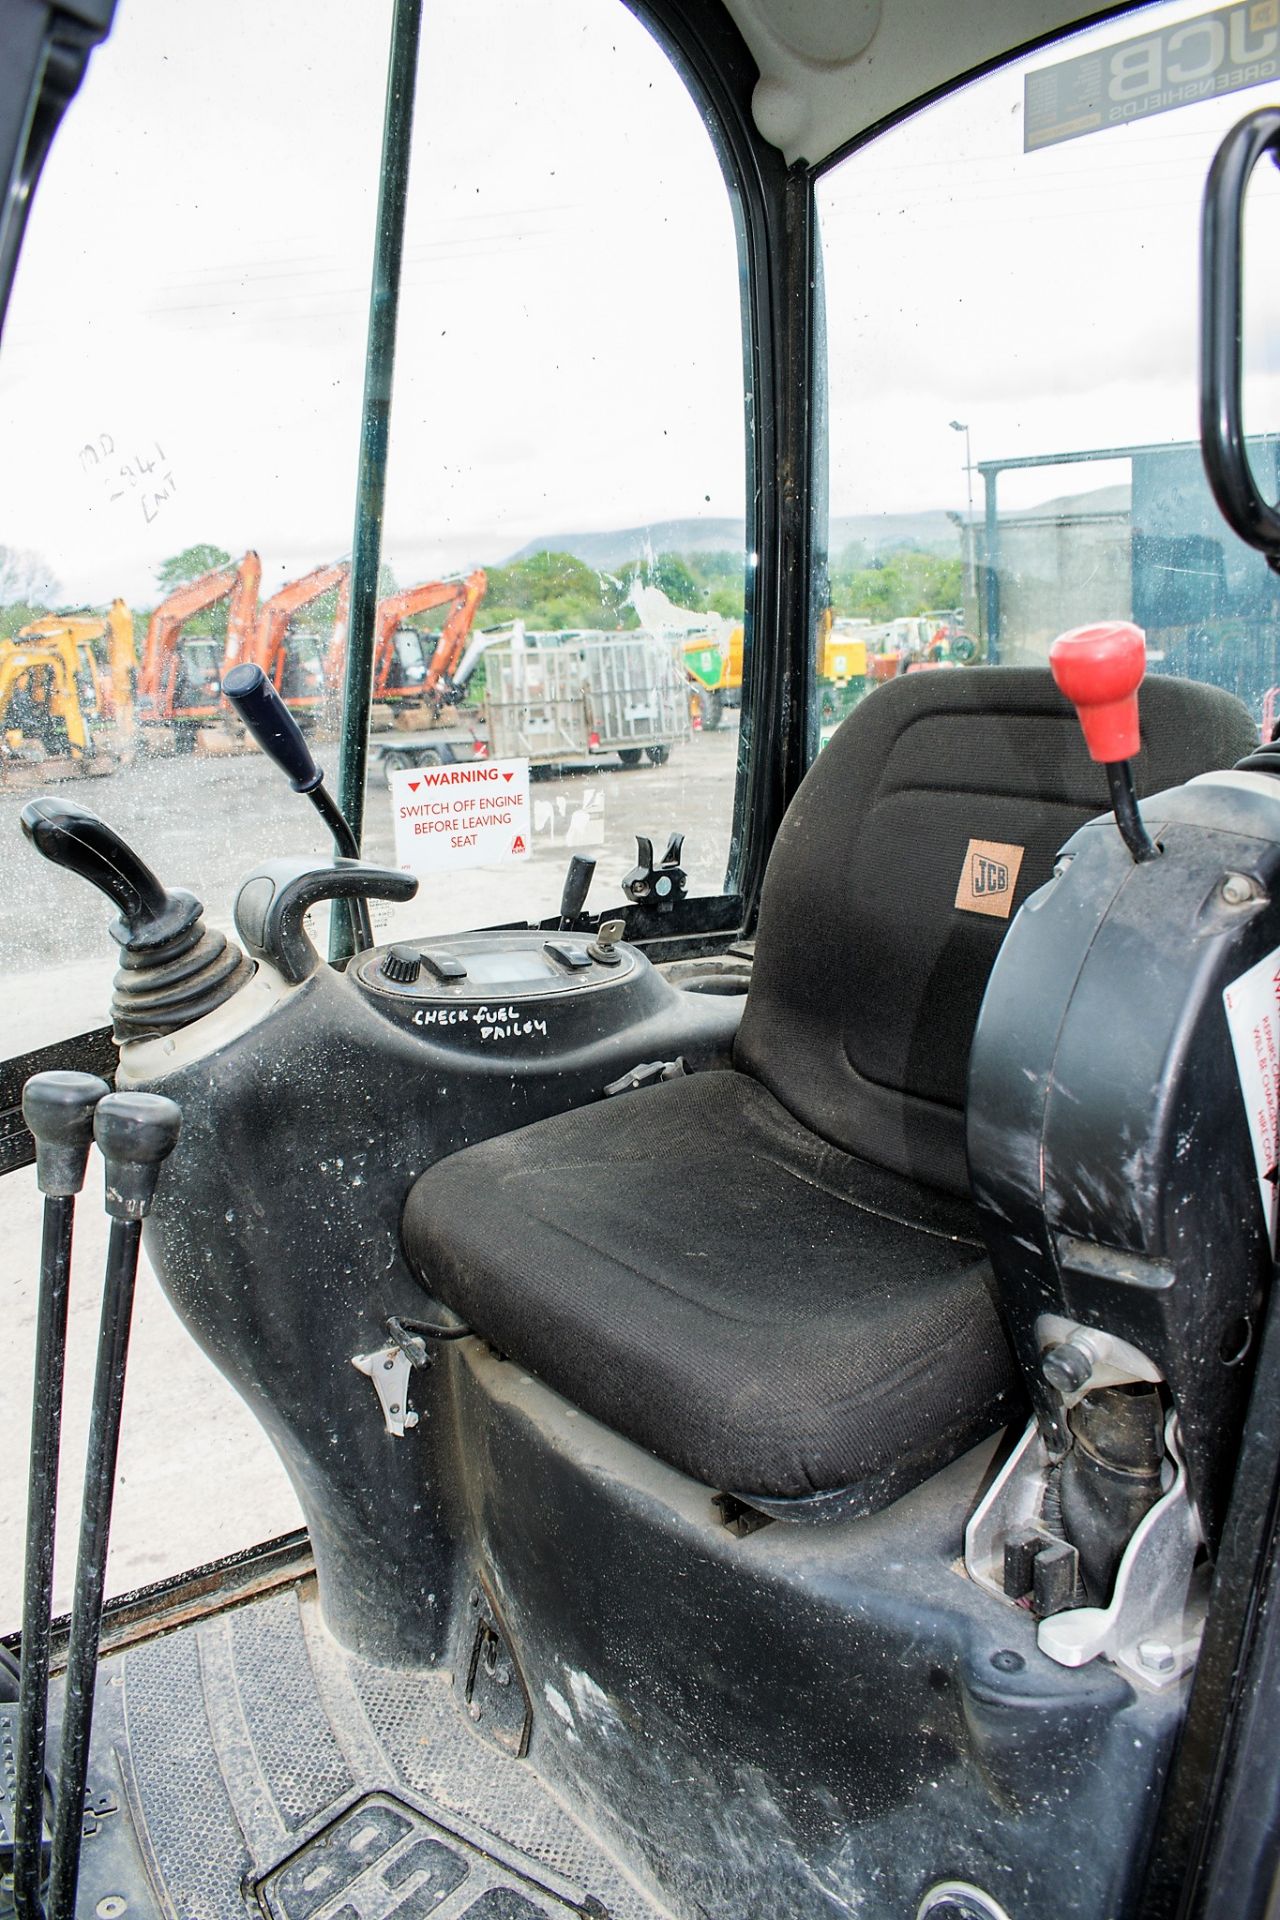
(1223, 943, 1280, 1249)
(391, 758, 531, 874)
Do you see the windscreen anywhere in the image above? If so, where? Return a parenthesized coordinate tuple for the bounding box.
(0, 0, 746, 1623)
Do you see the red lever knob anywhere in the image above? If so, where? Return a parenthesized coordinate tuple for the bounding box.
(1048, 621, 1146, 762)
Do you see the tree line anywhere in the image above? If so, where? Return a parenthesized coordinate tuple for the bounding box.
(0, 534, 965, 641)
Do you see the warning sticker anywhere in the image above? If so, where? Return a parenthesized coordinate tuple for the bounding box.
(1223, 943, 1280, 1248)
(390, 758, 531, 875)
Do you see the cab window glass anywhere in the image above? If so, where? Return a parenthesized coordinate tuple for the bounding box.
(816, 0, 1280, 728)
(0, 0, 747, 1623)
(362, 0, 747, 943)
(0, 0, 394, 1617)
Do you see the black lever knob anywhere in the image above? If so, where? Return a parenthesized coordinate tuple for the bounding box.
(20, 795, 253, 1038)
(222, 662, 365, 956)
(380, 944, 422, 985)
(222, 662, 322, 793)
(559, 854, 596, 927)
(22, 1070, 112, 1196)
(20, 796, 201, 952)
(94, 1091, 183, 1220)
(19, 794, 202, 952)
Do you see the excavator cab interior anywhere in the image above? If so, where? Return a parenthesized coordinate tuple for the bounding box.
(6, 3, 1280, 1919)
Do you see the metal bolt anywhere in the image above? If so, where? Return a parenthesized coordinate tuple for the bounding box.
(468, 1700, 482, 1721)
(1222, 872, 1254, 906)
(382, 1358, 395, 1371)
(389, 1403, 400, 1415)
(1137, 1639, 1176, 1674)
(494, 1663, 512, 1687)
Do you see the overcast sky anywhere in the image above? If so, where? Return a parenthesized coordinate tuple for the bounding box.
(820, 0, 1280, 516)
(0, 0, 745, 605)
(1, 0, 1279, 606)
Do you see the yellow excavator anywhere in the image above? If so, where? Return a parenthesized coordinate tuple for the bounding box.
(0, 599, 136, 781)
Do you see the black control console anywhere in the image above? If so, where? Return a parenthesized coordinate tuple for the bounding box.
(17, 799, 746, 1663)
(352, 930, 669, 1057)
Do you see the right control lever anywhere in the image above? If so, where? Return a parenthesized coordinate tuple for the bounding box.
(1049, 623, 1159, 866)
(222, 662, 372, 953)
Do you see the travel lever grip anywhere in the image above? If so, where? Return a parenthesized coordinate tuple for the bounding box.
(20, 796, 201, 950)
(234, 857, 418, 983)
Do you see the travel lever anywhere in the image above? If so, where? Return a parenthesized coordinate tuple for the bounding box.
(1049, 622, 1159, 865)
(13, 1072, 111, 1920)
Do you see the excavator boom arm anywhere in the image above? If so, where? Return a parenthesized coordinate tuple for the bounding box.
(138, 552, 259, 716)
(256, 562, 350, 681)
(423, 570, 487, 694)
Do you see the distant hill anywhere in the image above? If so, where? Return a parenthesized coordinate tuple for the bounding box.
(503, 510, 964, 570)
(501, 493, 1134, 572)
(502, 520, 743, 570)
(1004, 482, 1131, 520)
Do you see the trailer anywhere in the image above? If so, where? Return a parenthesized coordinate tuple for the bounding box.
(366, 629, 691, 783)
(486, 629, 689, 762)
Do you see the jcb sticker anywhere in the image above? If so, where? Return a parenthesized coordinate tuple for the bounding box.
(955, 838, 1025, 920)
(1026, 4, 1280, 150)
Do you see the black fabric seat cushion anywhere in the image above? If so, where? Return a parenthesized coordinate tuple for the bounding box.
(402, 1070, 1023, 1505)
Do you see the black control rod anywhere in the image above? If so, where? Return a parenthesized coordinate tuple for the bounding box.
(45, 1091, 182, 1920)
(13, 1073, 111, 1920)
(221, 662, 373, 954)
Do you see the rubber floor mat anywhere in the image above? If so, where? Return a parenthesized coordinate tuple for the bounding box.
(254, 1790, 594, 1919)
(110, 1583, 666, 1920)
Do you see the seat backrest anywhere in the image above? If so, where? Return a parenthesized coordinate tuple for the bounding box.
(734, 667, 1257, 1195)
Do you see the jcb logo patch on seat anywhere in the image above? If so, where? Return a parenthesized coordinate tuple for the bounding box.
(955, 838, 1025, 918)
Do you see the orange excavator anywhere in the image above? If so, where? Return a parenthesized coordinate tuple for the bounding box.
(137, 550, 261, 740)
(326, 569, 487, 707)
(252, 561, 351, 720)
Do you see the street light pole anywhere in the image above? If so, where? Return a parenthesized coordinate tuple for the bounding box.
(949, 419, 977, 631)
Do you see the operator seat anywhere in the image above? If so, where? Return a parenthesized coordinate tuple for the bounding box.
(402, 669, 1256, 1515)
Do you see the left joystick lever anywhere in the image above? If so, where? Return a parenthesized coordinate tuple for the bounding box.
(20, 796, 254, 1041)
(22, 794, 201, 950)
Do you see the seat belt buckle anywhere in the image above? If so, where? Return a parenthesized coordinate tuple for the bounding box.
(603, 1058, 688, 1097)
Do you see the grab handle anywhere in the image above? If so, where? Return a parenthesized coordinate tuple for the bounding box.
(1201, 105, 1280, 567)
